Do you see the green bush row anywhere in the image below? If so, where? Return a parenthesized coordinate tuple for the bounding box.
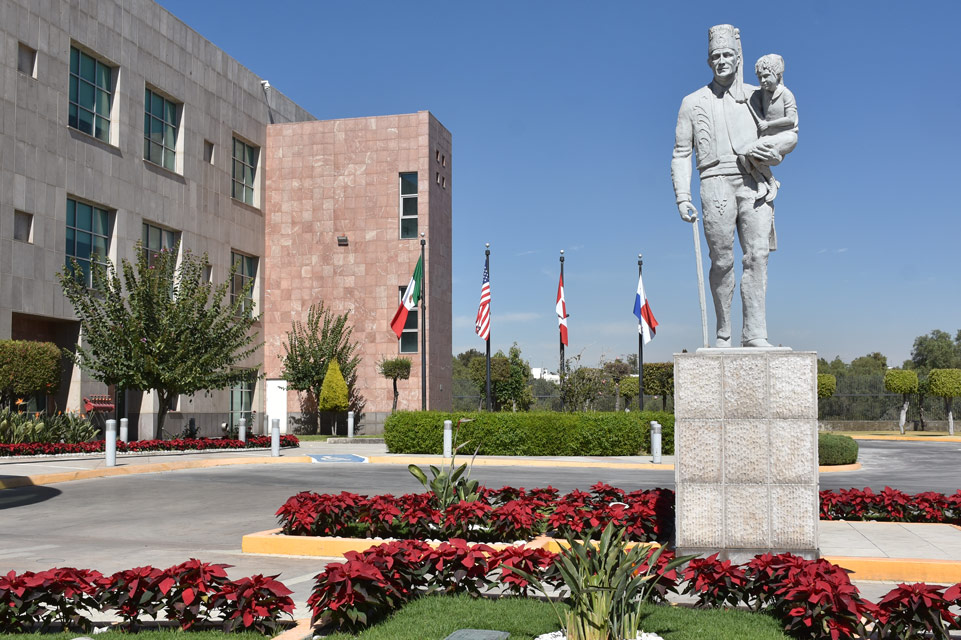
(0, 340, 61, 405)
(383, 411, 675, 456)
(818, 432, 859, 465)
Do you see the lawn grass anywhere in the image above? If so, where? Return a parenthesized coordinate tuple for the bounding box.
(0, 631, 268, 640)
(317, 594, 790, 639)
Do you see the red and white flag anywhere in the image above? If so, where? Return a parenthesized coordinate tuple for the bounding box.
(633, 272, 658, 345)
(556, 273, 568, 346)
(475, 257, 491, 341)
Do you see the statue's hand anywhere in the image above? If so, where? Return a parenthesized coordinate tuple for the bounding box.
(678, 201, 698, 223)
(749, 141, 780, 164)
(757, 120, 770, 133)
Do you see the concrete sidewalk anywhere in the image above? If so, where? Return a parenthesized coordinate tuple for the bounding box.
(0, 440, 955, 586)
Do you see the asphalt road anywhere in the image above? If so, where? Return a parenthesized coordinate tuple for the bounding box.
(0, 438, 957, 614)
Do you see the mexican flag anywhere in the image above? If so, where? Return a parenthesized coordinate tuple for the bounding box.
(391, 256, 423, 339)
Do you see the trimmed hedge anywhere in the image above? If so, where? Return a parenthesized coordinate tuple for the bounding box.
(817, 373, 836, 399)
(383, 411, 674, 456)
(818, 432, 858, 465)
(0, 339, 61, 404)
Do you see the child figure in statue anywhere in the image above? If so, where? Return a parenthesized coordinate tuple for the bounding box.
(742, 53, 798, 203)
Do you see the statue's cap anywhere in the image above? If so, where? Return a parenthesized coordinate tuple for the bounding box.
(708, 24, 740, 54)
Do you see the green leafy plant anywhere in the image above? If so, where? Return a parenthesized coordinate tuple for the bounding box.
(817, 373, 837, 400)
(407, 419, 481, 510)
(378, 357, 411, 413)
(58, 242, 260, 436)
(281, 301, 363, 433)
(929, 369, 961, 435)
(818, 433, 858, 465)
(506, 523, 692, 640)
(884, 369, 918, 435)
(0, 340, 61, 409)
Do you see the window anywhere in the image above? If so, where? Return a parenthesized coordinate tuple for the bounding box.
(229, 372, 254, 430)
(14, 211, 33, 243)
(68, 46, 113, 143)
(18, 42, 36, 77)
(142, 222, 178, 265)
(230, 251, 257, 317)
(398, 286, 418, 353)
(203, 140, 215, 164)
(144, 88, 179, 171)
(231, 137, 258, 206)
(65, 198, 111, 287)
(399, 172, 417, 239)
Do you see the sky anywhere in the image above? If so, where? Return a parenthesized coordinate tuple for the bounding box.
(159, 0, 961, 372)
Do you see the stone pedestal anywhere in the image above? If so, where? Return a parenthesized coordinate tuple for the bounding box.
(674, 348, 819, 563)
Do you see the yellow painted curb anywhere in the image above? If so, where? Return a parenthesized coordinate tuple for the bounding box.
(244, 528, 564, 558)
(819, 462, 861, 473)
(848, 435, 961, 442)
(271, 618, 313, 640)
(368, 455, 673, 471)
(824, 556, 961, 583)
(0, 455, 313, 490)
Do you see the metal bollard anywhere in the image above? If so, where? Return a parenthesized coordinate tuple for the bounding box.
(238, 417, 246, 443)
(443, 420, 452, 458)
(650, 421, 662, 464)
(119, 418, 128, 443)
(105, 419, 117, 467)
(271, 419, 280, 457)
(347, 411, 354, 438)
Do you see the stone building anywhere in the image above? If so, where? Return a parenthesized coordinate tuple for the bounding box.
(0, 0, 452, 437)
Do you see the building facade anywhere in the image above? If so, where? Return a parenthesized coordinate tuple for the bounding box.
(1, 0, 451, 437)
(264, 113, 453, 432)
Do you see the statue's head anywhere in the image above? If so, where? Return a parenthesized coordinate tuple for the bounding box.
(755, 54, 784, 92)
(707, 24, 740, 85)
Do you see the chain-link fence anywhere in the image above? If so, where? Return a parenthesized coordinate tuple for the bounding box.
(452, 393, 674, 413)
(818, 374, 954, 422)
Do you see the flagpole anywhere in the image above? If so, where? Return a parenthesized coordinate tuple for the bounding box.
(420, 232, 427, 411)
(638, 254, 645, 412)
(485, 243, 492, 411)
(559, 249, 565, 411)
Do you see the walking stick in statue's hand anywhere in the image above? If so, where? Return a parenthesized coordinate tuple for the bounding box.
(689, 209, 710, 348)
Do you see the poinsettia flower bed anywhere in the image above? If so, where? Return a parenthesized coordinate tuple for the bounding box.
(276, 482, 675, 543)
(0, 435, 299, 458)
(308, 539, 961, 639)
(820, 486, 961, 524)
(0, 559, 293, 634)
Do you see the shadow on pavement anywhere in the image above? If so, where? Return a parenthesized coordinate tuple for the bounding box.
(0, 483, 61, 510)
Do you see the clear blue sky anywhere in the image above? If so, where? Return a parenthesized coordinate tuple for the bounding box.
(159, 0, 960, 371)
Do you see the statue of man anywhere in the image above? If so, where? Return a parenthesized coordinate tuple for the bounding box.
(671, 25, 792, 348)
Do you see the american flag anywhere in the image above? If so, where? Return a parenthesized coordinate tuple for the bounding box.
(475, 257, 491, 341)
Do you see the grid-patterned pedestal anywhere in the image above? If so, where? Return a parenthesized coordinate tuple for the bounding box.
(673, 348, 819, 563)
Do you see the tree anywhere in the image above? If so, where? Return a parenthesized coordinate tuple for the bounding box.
(602, 358, 633, 412)
(849, 352, 887, 376)
(379, 357, 411, 413)
(0, 340, 61, 409)
(58, 243, 259, 436)
(643, 362, 674, 411)
(929, 369, 961, 435)
(817, 374, 837, 399)
(281, 302, 363, 432)
(884, 369, 918, 435)
(468, 353, 509, 410)
(910, 330, 961, 374)
(618, 376, 639, 409)
(560, 354, 604, 412)
(497, 344, 533, 412)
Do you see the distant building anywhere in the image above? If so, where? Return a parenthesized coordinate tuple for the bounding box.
(1, 0, 451, 437)
(531, 368, 560, 383)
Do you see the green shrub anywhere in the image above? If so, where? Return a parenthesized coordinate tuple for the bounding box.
(818, 433, 858, 465)
(0, 340, 62, 407)
(318, 359, 349, 412)
(929, 369, 961, 399)
(817, 374, 836, 399)
(884, 369, 918, 395)
(383, 411, 675, 456)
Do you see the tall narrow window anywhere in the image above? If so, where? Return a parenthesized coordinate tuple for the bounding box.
(144, 88, 179, 171)
(230, 251, 258, 317)
(65, 198, 111, 287)
(68, 46, 112, 142)
(142, 222, 179, 265)
(229, 371, 254, 431)
(399, 172, 418, 239)
(398, 286, 418, 353)
(14, 211, 33, 243)
(232, 138, 258, 206)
